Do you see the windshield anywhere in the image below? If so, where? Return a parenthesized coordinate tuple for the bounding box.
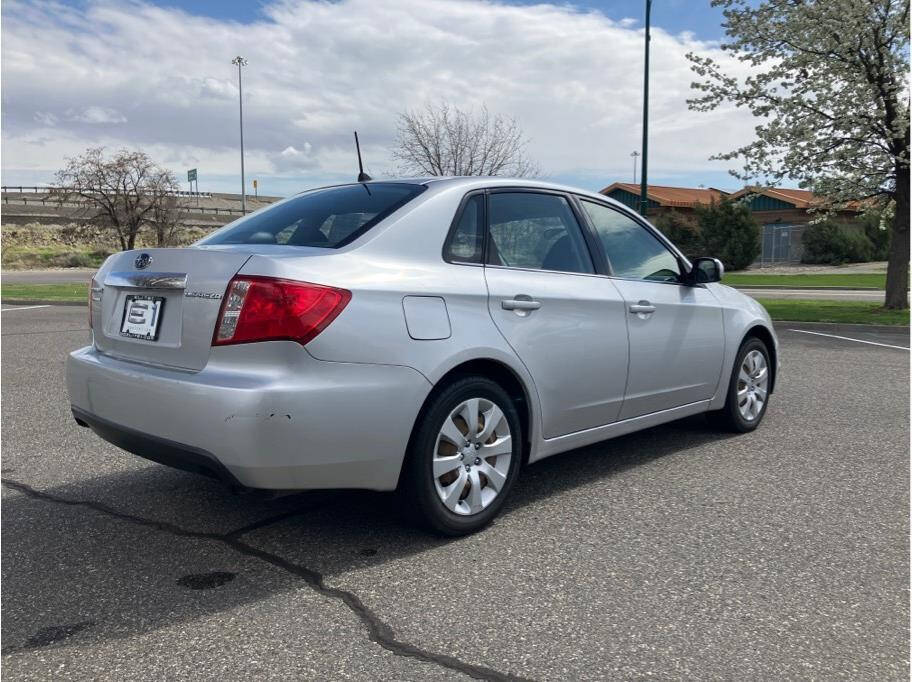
(199, 183, 426, 248)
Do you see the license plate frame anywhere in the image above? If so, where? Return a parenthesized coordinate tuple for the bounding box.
(120, 294, 165, 341)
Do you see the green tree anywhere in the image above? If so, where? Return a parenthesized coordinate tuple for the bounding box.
(687, 0, 909, 308)
(653, 210, 702, 258)
(860, 209, 892, 260)
(695, 200, 761, 270)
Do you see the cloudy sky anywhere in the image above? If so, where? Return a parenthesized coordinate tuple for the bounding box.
(1, 0, 762, 197)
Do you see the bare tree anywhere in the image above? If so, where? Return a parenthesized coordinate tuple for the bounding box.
(54, 147, 182, 251)
(148, 193, 187, 247)
(392, 103, 540, 177)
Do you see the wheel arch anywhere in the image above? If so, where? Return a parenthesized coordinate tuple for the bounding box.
(399, 357, 536, 489)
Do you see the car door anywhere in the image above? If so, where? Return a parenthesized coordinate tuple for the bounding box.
(577, 198, 725, 420)
(481, 190, 629, 438)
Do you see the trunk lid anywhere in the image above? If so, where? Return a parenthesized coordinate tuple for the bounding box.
(93, 248, 252, 370)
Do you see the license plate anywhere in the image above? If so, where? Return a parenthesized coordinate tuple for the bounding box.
(120, 295, 165, 340)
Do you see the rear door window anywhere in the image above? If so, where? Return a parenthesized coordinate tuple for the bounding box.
(486, 192, 594, 274)
(199, 183, 426, 248)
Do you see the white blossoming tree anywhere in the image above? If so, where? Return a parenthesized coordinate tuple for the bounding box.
(687, 0, 909, 309)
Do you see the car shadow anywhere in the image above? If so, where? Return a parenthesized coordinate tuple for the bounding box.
(1, 414, 742, 655)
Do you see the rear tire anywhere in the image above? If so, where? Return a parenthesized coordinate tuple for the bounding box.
(402, 376, 522, 536)
(708, 337, 771, 433)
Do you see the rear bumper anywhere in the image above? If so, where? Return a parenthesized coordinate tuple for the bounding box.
(72, 407, 244, 487)
(66, 343, 432, 490)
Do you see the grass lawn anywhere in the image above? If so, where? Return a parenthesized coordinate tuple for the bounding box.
(724, 272, 886, 289)
(0, 283, 87, 303)
(755, 298, 909, 326)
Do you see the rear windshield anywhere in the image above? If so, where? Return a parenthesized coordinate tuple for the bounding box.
(199, 183, 426, 248)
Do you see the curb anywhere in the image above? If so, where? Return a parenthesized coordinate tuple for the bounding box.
(1, 299, 85, 307)
(773, 321, 909, 333)
(736, 285, 882, 291)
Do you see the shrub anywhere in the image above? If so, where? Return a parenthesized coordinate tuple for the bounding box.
(59, 222, 104, 246)
(801, 219, 875, 264)
(860, 213, 891, 261)
(61, 251, 104, 268)
(654, 210, 702, 258)
(694, 200, 761, 271)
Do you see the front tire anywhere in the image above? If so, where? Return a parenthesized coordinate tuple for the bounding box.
(709, 337, 772, 433)
(402, 376, 522, 536)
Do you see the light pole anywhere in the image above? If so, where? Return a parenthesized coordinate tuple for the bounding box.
(639, 0, 651, 216)
(630, 150, 640, 184)
(232, 56, 248, 214)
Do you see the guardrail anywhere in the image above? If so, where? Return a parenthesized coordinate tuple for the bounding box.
(1, 186, 51, 194)
(1, 186, 214, 199)
(1, 195, 246, 215)
(170, 190, 214, 198)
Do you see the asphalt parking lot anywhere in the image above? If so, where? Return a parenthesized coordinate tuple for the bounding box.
(2, 305, 909, 680)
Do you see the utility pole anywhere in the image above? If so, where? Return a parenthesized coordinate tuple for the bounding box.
(232, 56, 248, 214)
(630, 150, 640, 184)
(639, 0, 651, 217)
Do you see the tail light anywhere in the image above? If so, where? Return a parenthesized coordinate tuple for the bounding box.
(88, 278, 103, 329)
(213, 276, 351, 347)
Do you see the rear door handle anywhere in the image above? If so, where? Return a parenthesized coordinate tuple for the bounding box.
(502, 298, 541, 311)
(628, 301, 656, 314)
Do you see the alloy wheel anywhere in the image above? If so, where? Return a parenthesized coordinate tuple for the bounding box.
(432, 398, 513, 516)
(737, 349, 769, 421)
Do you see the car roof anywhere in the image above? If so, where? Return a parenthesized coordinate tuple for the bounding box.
(336, 176, 626, 209)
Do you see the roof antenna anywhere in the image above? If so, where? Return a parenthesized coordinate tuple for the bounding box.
(354, 131, 372, 182)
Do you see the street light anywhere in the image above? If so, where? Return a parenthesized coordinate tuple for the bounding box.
(630, 150, 640, 184)
(639, 0, 652, 217)
(232, 56, 248, 214)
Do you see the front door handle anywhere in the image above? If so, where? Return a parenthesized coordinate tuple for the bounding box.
(629, 300, 656, 315)
(502, 298, 542, 311)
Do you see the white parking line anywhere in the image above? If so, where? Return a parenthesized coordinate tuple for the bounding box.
(0, 305, 52, 312)
(789, 328, 910, 351)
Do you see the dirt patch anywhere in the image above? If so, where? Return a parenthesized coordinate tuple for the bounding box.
(2, 221, 214, 249)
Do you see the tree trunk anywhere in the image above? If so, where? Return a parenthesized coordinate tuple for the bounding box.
(884, 163, 909, 310)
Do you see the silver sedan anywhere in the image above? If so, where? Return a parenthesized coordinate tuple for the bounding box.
(67, 177, 778, 535)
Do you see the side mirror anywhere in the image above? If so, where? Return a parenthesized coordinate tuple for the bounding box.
(687, 257, 724, 284)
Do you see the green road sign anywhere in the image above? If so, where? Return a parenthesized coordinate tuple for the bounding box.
(187, 169, 197, 182)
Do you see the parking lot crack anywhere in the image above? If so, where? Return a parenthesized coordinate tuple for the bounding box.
(1, 477, 227, 542)
(1, 478, 533, 681)
(224, 498, 337, 539)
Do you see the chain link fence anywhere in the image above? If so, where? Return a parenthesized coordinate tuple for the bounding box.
(755, 223, 805, 266)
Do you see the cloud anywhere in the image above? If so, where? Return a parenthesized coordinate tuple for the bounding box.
(198, 77, 238, 101)
(1, 0, 756, 193)
(271, 143, 317, 172)
(65, 106, 128, 124)
(33, 111, 57, 127)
